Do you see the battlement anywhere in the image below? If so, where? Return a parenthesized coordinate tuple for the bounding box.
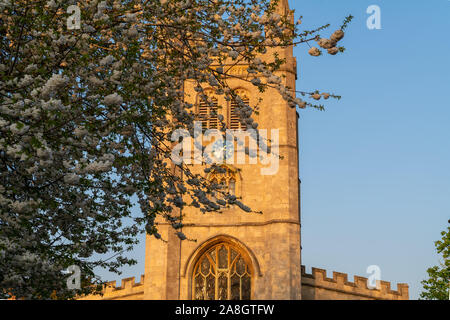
(301, 266, 409, 300)
(79, 275, 145, 300)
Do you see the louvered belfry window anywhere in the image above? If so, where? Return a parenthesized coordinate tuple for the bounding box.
(198, 97, 219, 130)
(229, 90, 249, 130)
(193, 243, 251, 300)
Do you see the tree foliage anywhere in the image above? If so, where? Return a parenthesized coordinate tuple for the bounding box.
(0, 0, 351, 299)
(420, 221, 450, 300)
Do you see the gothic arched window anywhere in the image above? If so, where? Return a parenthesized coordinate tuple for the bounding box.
(193, 243, 252, 300)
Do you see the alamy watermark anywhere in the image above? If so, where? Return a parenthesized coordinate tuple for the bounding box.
(366, 265, 382, 289)
(367, 5, 382, 30)
(171, 122, 280, 175)
(66, 265, 81, 290)
(67, 5, 81, 30)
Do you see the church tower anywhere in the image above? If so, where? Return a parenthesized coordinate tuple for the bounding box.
(75, 0, 409, 301)
(78, 0, 409, 302)
(143, 0, 301, 300)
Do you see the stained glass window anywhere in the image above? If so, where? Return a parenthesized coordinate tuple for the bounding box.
(193, 243, 252, 300)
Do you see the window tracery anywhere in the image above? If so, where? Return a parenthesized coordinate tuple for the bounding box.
(193, 243, 252, 300)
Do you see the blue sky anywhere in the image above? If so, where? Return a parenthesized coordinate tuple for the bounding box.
(96, 0, 449, 300)
(293, 0, 449, 299)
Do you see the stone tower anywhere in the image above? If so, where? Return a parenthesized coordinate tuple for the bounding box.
(143, 0, 302, 300)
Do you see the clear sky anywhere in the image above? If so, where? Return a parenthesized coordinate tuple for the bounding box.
(293, 0, 449, 299)
(96, 0, 450, 300)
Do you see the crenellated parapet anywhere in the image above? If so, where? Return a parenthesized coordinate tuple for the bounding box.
(79, 275, 145, 300)
(301, 266, 409, 300)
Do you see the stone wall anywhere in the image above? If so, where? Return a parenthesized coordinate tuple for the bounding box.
(301, 266, 409, 300)
(78, 275, 145, 300)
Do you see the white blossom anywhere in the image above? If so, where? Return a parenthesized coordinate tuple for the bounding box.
(229, 50, 239, 59)
(308, 47, 321, 57)
(103, 93, 123, 106)
(100, 55, 115, 66)
(64, 173, 80, 184)
(317, 38, 335, 49)
(40, 74, 69, 99)
(330, 30, 345, 42)
(328, 47, 339, 55)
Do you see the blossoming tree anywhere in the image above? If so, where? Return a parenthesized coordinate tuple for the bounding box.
(0, 0, 351, 299)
